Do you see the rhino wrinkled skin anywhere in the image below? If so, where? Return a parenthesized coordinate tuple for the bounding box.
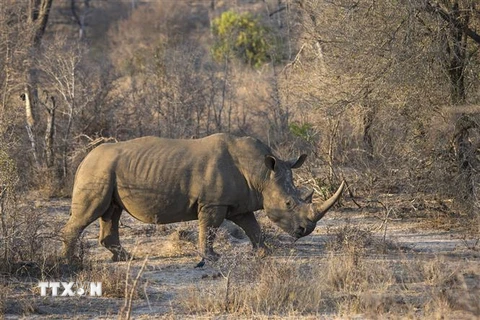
(63, 133, 345, 262)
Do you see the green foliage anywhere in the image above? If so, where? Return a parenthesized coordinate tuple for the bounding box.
(211, 11, 270, 68)
(289, 122, 316, 143)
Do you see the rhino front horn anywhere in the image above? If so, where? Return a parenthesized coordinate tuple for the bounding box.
(310, 181, 346, 222)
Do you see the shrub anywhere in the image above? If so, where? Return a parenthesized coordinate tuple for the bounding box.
(211, 11, 270, 67)
(0, 149, 19, 271)
(289, 122, 317, 143)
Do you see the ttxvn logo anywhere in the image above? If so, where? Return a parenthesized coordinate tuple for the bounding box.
(38, 282, 102, 297)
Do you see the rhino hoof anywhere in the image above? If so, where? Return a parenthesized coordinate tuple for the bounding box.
(112, 251, 132, 262)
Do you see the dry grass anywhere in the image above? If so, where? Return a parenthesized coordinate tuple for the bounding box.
(1, 200, 478, 319)
(1, 188, 478, 319)
(2, 257, 147, 318)
(118, 256, 149, 320)
(163, 227, 198, 257)
(0, 202, 147, 317)
(73, 260, 144, 299)
(180, 226, 480, 319)
(400, 256, 480, 319)
(183, 253, 324, 316)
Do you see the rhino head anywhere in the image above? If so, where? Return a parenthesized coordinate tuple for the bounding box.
(262, 154, 345, 239)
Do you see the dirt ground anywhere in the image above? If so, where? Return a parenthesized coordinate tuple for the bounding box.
(2, 194, 480, 319)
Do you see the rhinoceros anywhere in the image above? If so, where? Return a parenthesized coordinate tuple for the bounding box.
(63, 133, 344, 263)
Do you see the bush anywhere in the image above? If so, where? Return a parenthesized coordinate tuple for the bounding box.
(211, 11, 270, 67)
(0, 149, 19, 269)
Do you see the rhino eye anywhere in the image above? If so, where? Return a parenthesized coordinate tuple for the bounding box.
(286, 200, 292, 208)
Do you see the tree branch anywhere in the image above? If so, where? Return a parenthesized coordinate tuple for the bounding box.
(269, 6, 286, 17)
(425, 1, 480, 45)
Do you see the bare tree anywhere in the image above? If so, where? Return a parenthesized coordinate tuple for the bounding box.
(419, 0, 480, 213)
(37, 36, 112, 180)
(70, 0, 91, 40)
(40, 92, 56, 168)
(23, 0, 53, 169)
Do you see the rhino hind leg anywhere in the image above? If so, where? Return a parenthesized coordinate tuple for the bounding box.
(63, 221, 85, 263)
(63, 184, 113, 263)
(99, 204, 131, 262)
(63, 205, 107, 263)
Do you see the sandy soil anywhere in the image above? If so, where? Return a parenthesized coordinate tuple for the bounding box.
(2, 195, 479, 319)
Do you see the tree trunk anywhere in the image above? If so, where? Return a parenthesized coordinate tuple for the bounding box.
(30, 0, 53, 48)
(327, 119, 340, 183)
(0, 184, 7, 261)
(23, 83, 40, 168)
(362, 106, 375, 162)
(44, 96, 56, 168)
(438, 3, 477, 215)
(24, 0, 53, 169)
(453, 115, 476, 215)
(446, 4, 467, 105)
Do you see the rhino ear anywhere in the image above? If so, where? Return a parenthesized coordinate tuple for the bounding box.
(265, 155, 277, 171)
(290, 154, 307, 169)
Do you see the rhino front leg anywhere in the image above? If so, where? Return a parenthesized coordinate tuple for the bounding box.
(198, 205, 227, 262)
(228, 212, 265, 250)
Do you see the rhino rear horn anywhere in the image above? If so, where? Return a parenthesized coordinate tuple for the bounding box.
(310, 181, 345, 222)
(300, 188, 314, 203)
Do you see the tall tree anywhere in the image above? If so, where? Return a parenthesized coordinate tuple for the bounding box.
(423, 1, 480, 213)
(424, 1, 480, 103)
(24, 0, 53, 168)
